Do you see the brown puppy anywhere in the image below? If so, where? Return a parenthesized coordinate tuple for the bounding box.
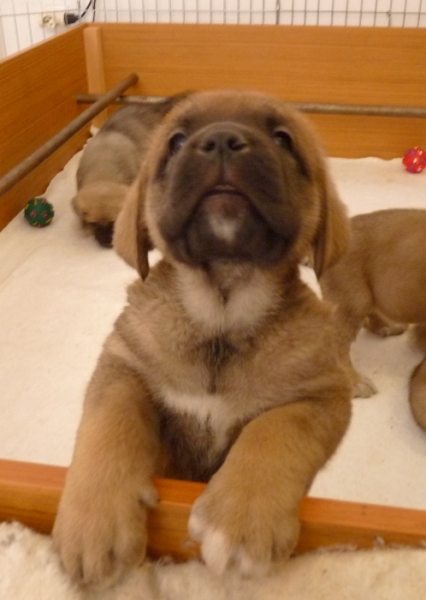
(53, 90, 352, 587)
(72, 98, 183, 247)
(320, 208, 426, 397)
(410, 357, 426, 430)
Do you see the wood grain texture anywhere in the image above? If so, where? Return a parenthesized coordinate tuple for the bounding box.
(0, 25, 89, 229)
(97, 23, 426, 158)
(84, 26, 109, 128)
(1, 459, 426, 560)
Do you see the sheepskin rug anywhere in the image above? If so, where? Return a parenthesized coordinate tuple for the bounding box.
(1, 521, 426, 599)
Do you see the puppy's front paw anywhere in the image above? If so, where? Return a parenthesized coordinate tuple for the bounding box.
(376, 324, 407, 337)
(53, 472, 158, 587)
(364, 314, 407, 338)
(353, 373, 378, 398)
(188, 470, 300, 577)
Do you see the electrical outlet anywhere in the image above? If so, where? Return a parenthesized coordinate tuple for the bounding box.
(39, 12, 66, 29)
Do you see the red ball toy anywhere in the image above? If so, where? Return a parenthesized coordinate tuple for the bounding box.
(402, 147, 426, 173)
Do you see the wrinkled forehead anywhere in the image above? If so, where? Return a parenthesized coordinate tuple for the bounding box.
(160, 90, 301, 134)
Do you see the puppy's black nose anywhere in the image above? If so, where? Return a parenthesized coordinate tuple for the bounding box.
(199, 127, 248, 157)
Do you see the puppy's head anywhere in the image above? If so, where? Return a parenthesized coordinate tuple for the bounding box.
(72, 182, 130, 248)
(114, 90, 349, 278)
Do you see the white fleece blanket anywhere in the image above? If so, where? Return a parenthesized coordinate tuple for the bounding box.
(2, 520, 426, 600)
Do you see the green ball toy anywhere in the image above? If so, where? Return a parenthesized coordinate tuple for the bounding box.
(24, 197, 54, 228)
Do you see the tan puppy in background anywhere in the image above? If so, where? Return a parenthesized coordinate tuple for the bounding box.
(72, 98, 183, 247)
(320, 208, 426, 398)
(54, 90, 352, 587)
(410, 356, 426, 431)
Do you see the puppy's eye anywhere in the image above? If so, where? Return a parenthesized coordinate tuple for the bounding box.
(169, 132, 187, 155)
(272, 129, 294, 152)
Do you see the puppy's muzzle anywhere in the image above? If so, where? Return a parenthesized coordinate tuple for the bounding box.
(159, 122, 301, 267)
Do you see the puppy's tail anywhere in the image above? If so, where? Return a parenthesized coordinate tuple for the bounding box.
(409, 356, 426, 430)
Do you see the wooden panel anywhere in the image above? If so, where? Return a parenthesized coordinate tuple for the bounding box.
(2, 459, 426, 560)
(97, 23, 426, 158)
(309, 113, 426, 160)
(0, 132, 88, 230)
(297, 497, 426, 553)
(0, 25, 89, 229)
(84, 26, 109, 128)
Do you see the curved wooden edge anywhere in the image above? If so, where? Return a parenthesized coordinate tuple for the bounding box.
(0, 458, 426, 560)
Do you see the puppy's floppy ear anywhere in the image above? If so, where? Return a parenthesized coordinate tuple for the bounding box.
(113, 173, 152, 279)
(313, 166, 350, 277)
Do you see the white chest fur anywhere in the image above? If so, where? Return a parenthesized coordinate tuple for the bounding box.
(176, 264, 278, 334)
(161, 389, 242, 447)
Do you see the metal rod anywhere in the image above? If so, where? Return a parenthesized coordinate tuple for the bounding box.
(76, 93, 426, 119)
(286, 102, 426, 118)
(0, 73, 138, 199)
(76, 93, 165, 105)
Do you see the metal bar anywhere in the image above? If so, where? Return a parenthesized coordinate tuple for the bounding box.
(286, 102, 426, 118)
(0, 73, 138, 199)
(76, 93, 165, 104)
(75, 93, 426, 119)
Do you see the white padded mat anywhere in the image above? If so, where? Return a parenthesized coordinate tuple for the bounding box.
(0, 152, 426, 510)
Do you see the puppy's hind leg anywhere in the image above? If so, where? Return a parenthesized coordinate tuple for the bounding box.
(409, 356, 426, 431)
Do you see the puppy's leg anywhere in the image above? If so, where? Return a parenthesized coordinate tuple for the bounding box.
(410, 323, 426, 352)
(329, 307, 377, 398)
(321, 271, 376, 398)
(189, 391, 351, 577)
(337, 331, 377, 398)
(409, 356, 426, 430)
(53, 352, 160, 588)
(364, 310, 407, 338)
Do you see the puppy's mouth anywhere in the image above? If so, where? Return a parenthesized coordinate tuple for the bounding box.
(169, 182, 296, 267)
(201, 185, 251, 223)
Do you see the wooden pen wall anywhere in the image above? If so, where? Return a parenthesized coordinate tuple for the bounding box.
(0, 26, 89, 229)
(95, 23, 426, 159)
(1, 22, 426, 229)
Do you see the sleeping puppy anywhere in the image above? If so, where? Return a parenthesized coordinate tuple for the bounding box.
(320, 208, 426, 398)
(72, 98, 183, 247)
(53, 90, 352, 587)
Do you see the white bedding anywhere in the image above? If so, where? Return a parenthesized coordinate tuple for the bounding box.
(1, 152, 426, 511)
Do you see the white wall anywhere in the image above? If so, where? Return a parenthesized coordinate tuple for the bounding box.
(0, 0, 76, 56)
(0, 16, 6, 57)
(1, 0, 425, 56)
